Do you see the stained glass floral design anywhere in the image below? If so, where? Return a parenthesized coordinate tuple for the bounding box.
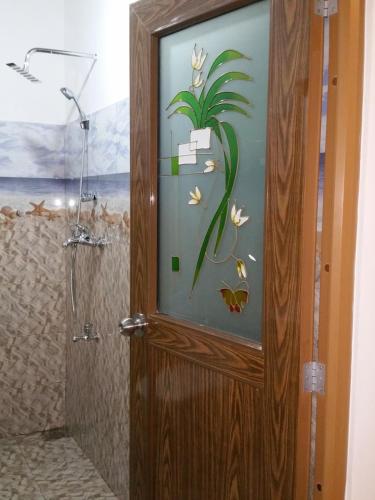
(166, 45, 258, 312)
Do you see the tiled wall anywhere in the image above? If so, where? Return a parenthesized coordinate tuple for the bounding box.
(64, 99, 130, 499)
(0, 121, 67, 437)
(0, 100, 130, 500)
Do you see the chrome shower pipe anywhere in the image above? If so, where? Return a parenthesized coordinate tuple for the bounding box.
(22, 48, 97, 73)
(7, 48, 97, 83)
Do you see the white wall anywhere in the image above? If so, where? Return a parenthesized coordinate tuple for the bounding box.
(64, 0, 136, 121)
(346, 1, 375, 498)
(0, 0, 137, 124)
(0, 0, 66, 124)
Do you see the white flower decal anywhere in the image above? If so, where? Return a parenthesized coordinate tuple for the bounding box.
(236, 259, 247, 279)
(231, 204, 249, 227)
(248, 254, 256, 262)
(192, 46, 207, 71)
(189, 186, 202, 205)
(192, 72, 204, 88)
(204, 160, 217, 173)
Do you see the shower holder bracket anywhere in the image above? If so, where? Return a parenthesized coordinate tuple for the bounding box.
(81, 192, 97, 202)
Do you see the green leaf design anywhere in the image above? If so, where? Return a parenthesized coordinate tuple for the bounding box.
(206, 103, 250, 121)
(214, 204, 229, 256)
(223, 150, 230, 187)
(213, 152, 230, 255)
(167, 91, 201, 124)
(205, 117, 222, 143)
(210, 91, 252, 107)
(168, 106, 198, 129)
(221, 122, 238, 188)
(192, 122, 238, 289)
(199, 88, 206, 108)
(204, 120, 229, 255)
(166, 48, 252, 289)
(207, 49, 250, 79)
(200, 72, 252, 126)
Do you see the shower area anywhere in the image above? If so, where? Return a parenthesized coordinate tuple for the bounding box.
(0, 1, 132, 498)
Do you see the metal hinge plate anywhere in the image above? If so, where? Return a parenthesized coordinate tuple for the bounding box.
(315, 0, 338, 17)
(304, 362, 326, 395)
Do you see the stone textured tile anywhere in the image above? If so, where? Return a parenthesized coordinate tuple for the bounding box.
(0, 437, 45, 499)
(0, 434, 117, 499)
(66, 199, 130, 499)
(0, 439, 26, 474)
(0, 473, 45, 500)
(21, 435, 116, 499)
(0, 381, 65, 438)
(0, 330, 65, 385)
(0, 216, 66, 438)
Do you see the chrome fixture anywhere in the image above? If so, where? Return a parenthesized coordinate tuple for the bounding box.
(60, 87, 89, 130)
(58, 78, 104, 344)
(80, 192, 97, 202)
(63, 224, 108, 248)
(5, 63, 40, 83)
(61, 87, 102, 324)
(6, 47, 97, 84)
(119, 313, 149, 337)
(73, 322, 99, 342)
(7, 46, 101, 345)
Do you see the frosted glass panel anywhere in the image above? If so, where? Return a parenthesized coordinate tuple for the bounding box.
(158, 1, 270, 342)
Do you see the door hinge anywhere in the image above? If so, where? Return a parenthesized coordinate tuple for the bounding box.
(315, 0, 338, 17)
(303, 361, 326, 395)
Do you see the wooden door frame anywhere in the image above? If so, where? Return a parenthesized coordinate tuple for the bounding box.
(313, 1, 365, 499)
(295, 4, 325, 497)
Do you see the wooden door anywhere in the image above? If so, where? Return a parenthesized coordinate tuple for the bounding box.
(129, 1, 322, 498)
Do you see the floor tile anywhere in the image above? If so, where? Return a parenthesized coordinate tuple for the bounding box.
(0, 433, 117, 499)
(0, 440, 26, 475)
(0, 471, 44, 499)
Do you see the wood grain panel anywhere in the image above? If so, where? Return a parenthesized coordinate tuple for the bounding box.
(149, 346, 264, 500)
(132, 0, 260, 35)
(130, 0, 316, 498)
(315, 1, 364, 498)
(129, 8, 152, 499)
(148, 315, 264, 387)
(296, 3, 324, 497)
(263, 1, 311, 499)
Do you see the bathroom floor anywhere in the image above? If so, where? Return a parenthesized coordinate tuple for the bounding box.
(0, 432, 117, 499)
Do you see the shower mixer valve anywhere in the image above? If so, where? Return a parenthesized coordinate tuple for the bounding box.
(63, 223, 108, 248)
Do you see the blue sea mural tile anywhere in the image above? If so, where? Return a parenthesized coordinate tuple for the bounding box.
(0, 121, 65, 179)
(0, 98, 130, 220)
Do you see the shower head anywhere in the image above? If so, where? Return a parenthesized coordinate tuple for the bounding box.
(6, 47, 97, 84)
(60, 87, 89, 130)
(6, 62, 41, 83)
(60, 87, 75, 100)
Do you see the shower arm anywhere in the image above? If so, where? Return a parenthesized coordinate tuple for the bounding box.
(23, 48, 97, 72)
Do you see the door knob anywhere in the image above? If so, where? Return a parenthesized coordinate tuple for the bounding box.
(119, 313, 149, 337)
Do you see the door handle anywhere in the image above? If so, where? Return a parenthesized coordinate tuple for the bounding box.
(119, 313, 149, 337)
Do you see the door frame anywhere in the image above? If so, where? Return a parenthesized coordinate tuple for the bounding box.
(313, 1, 365, 499)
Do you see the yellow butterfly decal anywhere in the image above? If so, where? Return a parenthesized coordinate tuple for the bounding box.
(219, 287, 249, 313)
